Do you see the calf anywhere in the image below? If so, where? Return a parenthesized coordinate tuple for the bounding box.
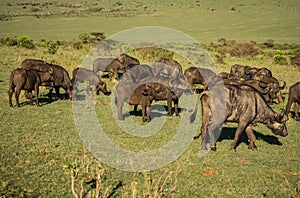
(285, 82, 300, 120)
(191, 82, 288, 151)
(145, 82, 179, 116)
(115, 82, 154, 122)
(71, 67, 109, 97)
(117, 53, 140, 69)
(8, 68, 53, 107)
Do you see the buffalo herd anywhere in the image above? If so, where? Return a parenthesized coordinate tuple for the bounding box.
(8, 53, 300, 151)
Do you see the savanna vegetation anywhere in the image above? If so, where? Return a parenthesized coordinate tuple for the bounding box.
(0, 0, 299, 197)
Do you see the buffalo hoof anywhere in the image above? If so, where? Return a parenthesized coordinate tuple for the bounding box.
(248, 144, 257, 150)
(210, 146, 217, 151)
(230, 146, 237, 152)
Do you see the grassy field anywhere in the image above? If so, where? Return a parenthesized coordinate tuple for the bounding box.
(0, 0, 300, 197)
(0, 0, 299, 43)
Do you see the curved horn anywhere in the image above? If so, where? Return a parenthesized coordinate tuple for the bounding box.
(258, 81, 268, 89)
(244, 80, 269, 94)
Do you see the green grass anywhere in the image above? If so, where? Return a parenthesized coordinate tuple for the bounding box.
(0, 0, 299, 43)
(0, 44, 299, 197)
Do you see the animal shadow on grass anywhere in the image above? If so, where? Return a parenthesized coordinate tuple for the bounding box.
(128, 104, 183, 119)
(18, 96, 56, 107)
(218, 127, 283, 148)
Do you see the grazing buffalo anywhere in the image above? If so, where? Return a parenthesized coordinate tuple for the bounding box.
(8, 68, 53, 107)
(71, 67, 109, 96)
(21, 59, 73, 100)
(285, 82, 300, 120)
(115, 82, 154, 122)
(117, 53, 140, 69)
(184, 66, 218, 90)
(154, 58, 183, 74)
(191, 82, 288, 151)
(92, 58, 126, 81)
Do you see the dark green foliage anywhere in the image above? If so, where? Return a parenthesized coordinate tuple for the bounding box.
(0, 36, 17, 46)
(17, 36, 35, 49)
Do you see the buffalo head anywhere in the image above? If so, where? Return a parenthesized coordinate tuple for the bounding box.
(266, 111, 288, 137)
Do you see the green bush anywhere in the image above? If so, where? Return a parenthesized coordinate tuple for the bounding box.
(273, 54, 288, 65)
(17, 36, 35, 49)
(47, 40, 60, 54)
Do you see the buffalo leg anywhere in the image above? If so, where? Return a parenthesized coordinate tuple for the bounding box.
(231, 123, 248, 151)
(117, 101, 124, 120)
(167, 98, 172, 116)
(141, 104, 146, 122)
(28, 91, 33, 106)
(8, 88, 14, 107)
(133, 105, 138, 112)
(285, 97, 294, 117)
(48, 87, 53, 100)
(146, 105, 151, 122)
(294, 102, 299, 121)
(15, 88, 21, 107)
(245, 126, 257, 150)
(35, 84, 40, 106)
(174, 98, 179, 116)
(55, 87, 61, 99)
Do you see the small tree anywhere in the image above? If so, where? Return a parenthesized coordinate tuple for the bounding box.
(17, 36, 35, 49)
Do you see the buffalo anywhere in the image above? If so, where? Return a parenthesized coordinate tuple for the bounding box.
(191, 81, 288, 151)
(184, 66, 218, 90)
(285, 82, 300, 120)
(153, 58, 183, 74)
(119, 64, 154, 83)
(71, 67, 109, 97)
(21, 59, 73, 100)
(8, 68, 53, 107)
(92, 58, 126, 81)
(117, 53, 140, 69)
(229, 64, 252, 80)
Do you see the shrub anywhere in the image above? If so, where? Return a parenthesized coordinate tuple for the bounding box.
(17, 36, 35, 49)
(0, 36, 17, 46)
(47, 40, 60, 54)
(229, 42, 260, 58)
(273, 54, 288, 65)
